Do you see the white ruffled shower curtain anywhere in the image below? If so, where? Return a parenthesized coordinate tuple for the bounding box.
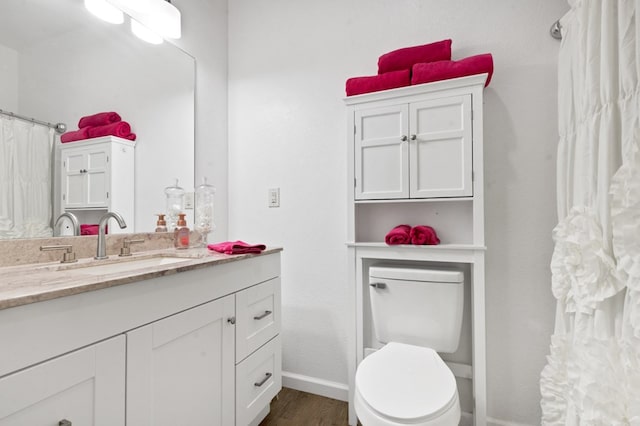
(540, 0, 640, 424)
(0, 117, 54, 239)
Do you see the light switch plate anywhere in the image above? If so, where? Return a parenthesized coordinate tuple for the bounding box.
(184, 192, 195, 209)
(268, 188, 280, 208)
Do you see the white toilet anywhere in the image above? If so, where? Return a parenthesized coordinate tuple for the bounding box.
(355, 265, 464, 426)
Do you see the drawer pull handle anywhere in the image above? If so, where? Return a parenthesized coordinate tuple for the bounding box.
(59, 420, 72, 426)
(253, 310, 272, 320)
(254, 372, 272, 387)
(370, 282, 387, 289)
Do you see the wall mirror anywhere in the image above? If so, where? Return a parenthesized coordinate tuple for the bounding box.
(0, 0, 195, 239)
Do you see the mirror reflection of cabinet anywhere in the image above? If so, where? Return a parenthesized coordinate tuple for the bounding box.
(59, 136, 135, 233)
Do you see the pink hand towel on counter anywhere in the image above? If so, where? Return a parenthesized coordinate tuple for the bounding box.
(208, 240, 266, 255)
(60, 127, 90, 143)
(411, 53, 494, 87)
(378, 39, 452, 74)
(346, 69, 410, 96)
(78, 112, 121, 128)
(410, 225, 440, 245)
(87, 121, 136, 140)
(385, 224, 412, 245)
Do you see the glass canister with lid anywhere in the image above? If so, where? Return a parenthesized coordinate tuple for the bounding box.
(195, 177, 216, 245)
(164, 178, 185, 231)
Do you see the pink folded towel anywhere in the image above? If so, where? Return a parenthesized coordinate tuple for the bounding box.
(346, 69, 411, 96)
(385, 224, 412, 245)
(87, 122, 135, 139)
(61, 127, 91, 143)
(378, 39, 452, 74)
(78, 112, 121, 129)
(410, 225, 440, 245)
(80, 224, 105, 235)
(411, 53, 494, 87)
(208, 240, 266, 255)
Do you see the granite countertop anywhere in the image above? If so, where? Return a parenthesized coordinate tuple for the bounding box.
(0, 247, 282, 311)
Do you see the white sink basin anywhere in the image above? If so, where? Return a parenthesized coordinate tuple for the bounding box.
(66, 256, 191, 276)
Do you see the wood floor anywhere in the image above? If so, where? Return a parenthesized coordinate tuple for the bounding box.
(259, 387, 349, 426)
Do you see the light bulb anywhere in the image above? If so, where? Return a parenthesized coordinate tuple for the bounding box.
(84, 0, 124, 24)
(131, 19, 163, 44)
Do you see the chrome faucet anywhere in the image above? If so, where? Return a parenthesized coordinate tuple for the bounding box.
(95, 212, 127, 260)
(54, 212, 80, 236)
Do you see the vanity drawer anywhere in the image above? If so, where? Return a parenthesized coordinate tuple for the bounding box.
(235, 277, 281, 363)
(235, 335, 281, 426)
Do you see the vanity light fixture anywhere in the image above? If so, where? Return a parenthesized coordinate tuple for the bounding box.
(85, 0, 181, 44)
(131, 19, 164, 45)
(84, 0, 124, 25)
(107, 0, 181, 41)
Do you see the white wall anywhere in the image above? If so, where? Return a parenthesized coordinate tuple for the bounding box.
(228, 1, 569, 424)
(0, 43, 18, 112)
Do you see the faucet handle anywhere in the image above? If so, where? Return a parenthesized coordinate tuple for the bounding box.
(119, 239, 145, 257)
(40, 245, 77, 263)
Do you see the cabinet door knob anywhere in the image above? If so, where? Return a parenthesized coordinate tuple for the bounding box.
(410, 134, 417, 140)
(227, 317, 236, 325)
(254, 372, 273, 387)
(401, 135, 408, 141)
(59, 420, 72, 426)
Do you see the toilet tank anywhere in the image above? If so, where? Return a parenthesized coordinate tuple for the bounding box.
(369, 265, 464, 353)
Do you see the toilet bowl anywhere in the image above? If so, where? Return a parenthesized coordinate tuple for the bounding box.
(355, 342, 460, 426)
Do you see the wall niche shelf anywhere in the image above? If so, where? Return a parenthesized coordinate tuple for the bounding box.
(345, 74, 488, 426)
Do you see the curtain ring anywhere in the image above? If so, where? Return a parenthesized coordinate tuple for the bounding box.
(550, 20, 562, 40)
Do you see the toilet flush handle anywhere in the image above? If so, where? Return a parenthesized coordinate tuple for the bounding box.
(369, 282, 387, 289)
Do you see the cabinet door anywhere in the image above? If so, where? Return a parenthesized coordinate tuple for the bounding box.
(85, 148, 109, 207)
(61, 149, 87, 208)
(61, 146, 110, 208)
(0, 335, 125, 426)
(126, 295, 236, 426)
(354, 104, 409, 200)
(409, 95, 473, 198)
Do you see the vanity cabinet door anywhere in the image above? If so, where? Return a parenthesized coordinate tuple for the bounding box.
(126, 295, 236, 426)
(0, 335, 125, 426)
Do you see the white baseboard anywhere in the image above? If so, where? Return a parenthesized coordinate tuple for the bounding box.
(487, 417, 535, 426)
(282, 371, 349, 402)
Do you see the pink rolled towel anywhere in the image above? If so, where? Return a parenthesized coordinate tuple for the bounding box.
(385, 224, 412, 245)
(78, 112, 121, 128)
(346, 69, 410, 96)
(87, 121, 135, 139)
(60, 127, 90, 143)
(378, 39, 452, 74)
(410, 225, 440, 245)
(208, 240, 266, 255)
(411, 53, 494, 87)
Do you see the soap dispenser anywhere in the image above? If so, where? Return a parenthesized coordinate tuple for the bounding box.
(174, 213, 190, 249)
(155, 214, 167, 232)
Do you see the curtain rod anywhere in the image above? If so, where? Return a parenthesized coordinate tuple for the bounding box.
(550, 19, 562, 40)
(0, 109, 66, 134)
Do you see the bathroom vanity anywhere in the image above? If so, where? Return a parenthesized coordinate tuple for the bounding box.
(0, 248, 281, 426)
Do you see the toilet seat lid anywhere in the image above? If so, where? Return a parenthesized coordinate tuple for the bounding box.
(356, 342, 458, 423)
